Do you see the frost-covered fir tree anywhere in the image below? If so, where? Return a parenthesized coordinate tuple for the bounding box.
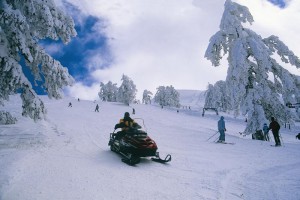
(154, 86, 166, 107)
(0, 0, 76, 121)
(204, 81, 230, 112)
(204, 84, 215, 108)
(205, 0, 300, 134)
(0, 111, 17, 125)
(117, 75, 137, 105)
(98, 81, 118, 102)
(142, 90, 153, 104)
(154, 85, 180, 107)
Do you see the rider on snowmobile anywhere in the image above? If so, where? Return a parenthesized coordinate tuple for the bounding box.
(114, 112, 141, 139)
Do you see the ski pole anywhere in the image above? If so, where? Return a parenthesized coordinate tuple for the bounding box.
(214, 136, 220, 142)
(206, 131, 219, 141)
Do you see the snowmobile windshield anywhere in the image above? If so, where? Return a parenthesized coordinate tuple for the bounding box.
(132, 118, 147, 133)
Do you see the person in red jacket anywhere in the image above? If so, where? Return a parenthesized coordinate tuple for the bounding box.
(269, 117, 281, 146)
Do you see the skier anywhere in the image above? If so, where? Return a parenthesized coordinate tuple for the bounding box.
(95, 104, 99, 112)
(262, 123, 270, 141)
(132, 108, 135, 115)
(68, 102, 72, 107)
(269, 117, 281, 146)
(217, 116, 226, 143)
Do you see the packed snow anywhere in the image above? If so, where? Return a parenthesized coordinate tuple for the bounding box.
(1, 92, 300, 200)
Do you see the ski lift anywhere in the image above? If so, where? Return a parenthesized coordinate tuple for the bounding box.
(202, 107, 219, 116)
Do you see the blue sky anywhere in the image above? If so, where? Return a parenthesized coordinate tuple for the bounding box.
(38, 0, 300, 100)
(267, 0, 286, 8)
(42, 4, 112, 86)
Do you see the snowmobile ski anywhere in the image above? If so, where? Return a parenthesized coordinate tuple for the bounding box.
(151, 152, 171, 163)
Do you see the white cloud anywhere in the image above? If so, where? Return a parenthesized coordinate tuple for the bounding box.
(66, 82, 100, 100)
(64, 0, 300, 100)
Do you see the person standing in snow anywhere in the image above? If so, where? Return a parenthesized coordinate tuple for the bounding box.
(262, 123, 270, 141)
(269, 117, 281, 146)
(95, 104, 99, 112)
(217, 116, 226, 143)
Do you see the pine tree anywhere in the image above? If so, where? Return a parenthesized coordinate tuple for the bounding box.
(142, 90, 153, 104)
(204, 81, 230, 112)
(117, 74, 137, 105)
(204, 84, 215, 108)
(154, 86, 166, 107)
(0, 0, 76, 120)
(98, 81, 118, 102)
(205, 0, 300, 134)
(154, 85, 180, 107)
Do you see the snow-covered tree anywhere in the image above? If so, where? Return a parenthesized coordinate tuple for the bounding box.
(154, 86, 166, 107)
(142, 90, 153, 104)
(204, 84, 214, 108)
(0, 111, 17, 124)
(205, 0, 300, 134)
(98, 81, 118, 102)
(204, 81, 230, 112)
(117, 75, 137, 105)
(0, 0, 76, 121)
(154, 85, 180, 107)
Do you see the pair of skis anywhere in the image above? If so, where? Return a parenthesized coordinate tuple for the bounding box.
(206, 131, 235, 145)
(215, 141, 235, 145)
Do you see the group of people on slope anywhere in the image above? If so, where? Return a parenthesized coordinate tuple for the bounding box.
(114, 111, 282, 147)
(217, 116, 281, 146)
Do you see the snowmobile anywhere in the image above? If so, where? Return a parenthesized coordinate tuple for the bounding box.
(108, 119, 171, 165)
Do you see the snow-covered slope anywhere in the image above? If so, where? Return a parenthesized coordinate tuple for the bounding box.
(178, 90, 205, 110)
(1, 95, 300, 200)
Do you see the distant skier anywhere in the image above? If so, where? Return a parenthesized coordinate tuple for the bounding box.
(95, 104, 99, 112)
(217, 116, 226, 143)
(269, 117, 281, 146)
(68, 102, 72, 107)
(132, 108, 135, 115)
(262, 123, 270, 141)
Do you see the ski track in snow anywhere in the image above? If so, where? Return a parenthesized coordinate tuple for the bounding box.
(0, 95, 300, 200)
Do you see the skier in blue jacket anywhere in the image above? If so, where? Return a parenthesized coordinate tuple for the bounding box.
(217, 116, 226, 142)
(262, 123, 270, 141)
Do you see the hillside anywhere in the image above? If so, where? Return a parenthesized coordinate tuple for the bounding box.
(0, 95, 300, 200)
(178, 90, 205, 110)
